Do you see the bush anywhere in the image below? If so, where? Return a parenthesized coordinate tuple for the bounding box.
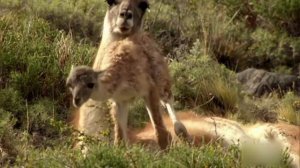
(0, 88, 24, 118)
(0, 12, 96, 104)
(247, 29, 300, 72)
(0, 109, 18, 165)
(170, 40, 239, 115)
(252, 0, 300, 36)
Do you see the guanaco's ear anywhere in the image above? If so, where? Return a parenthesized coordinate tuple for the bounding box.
(139, 1, 149, 12)
(106, 0, 117, 6)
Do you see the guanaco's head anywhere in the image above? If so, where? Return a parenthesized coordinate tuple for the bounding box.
(66, 66, 101, 108)
(106, 0, 149, 36)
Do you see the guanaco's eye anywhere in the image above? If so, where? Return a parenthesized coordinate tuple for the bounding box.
(87, 83, 95, 89)
(127, 13, 133, 19)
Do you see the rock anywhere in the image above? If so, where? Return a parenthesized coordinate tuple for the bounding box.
(237, 68, 300, 97)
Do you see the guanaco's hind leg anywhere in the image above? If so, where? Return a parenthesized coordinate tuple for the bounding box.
(160, 100, 190, 143)
(145, 89, 172, 150)
(110, 101, 129, 145)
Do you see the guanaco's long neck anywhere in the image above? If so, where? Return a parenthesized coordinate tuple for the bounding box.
(92, 11, 143, 70)
(93, 11, 115, 69)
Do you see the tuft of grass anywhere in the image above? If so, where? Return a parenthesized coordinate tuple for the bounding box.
(276, 92, 300, 125)
(170, 40, 239, 116)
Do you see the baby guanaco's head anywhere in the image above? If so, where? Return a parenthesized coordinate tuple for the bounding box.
(66, 66, 101, 107)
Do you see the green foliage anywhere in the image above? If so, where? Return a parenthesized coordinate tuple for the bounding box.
(252, 0, 300, 36)
(170, 40, 239, 115)
(0, 0, 106, 44)
(276, 92, 300, 125)
(15, 146, 82, 168)
(0, 12, 95, 103)
(0, 88, 24, 116)
(247, 29, 300, 71)
(128, 99, 148, 128)
(15, 142, 244, 168)
(27, 99, 72, 138)
(217, 0, 300, 35)
(16, 142, 292, 167)
(80, 144, 130, 168)
(0, 109, 18, 165)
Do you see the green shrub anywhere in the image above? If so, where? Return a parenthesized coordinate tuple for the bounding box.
(170, 40, 239, 115)
(247, 29, 300, 71)
(217, 0, 300, 35)
(0, 0, 106, 44)
(0, 109, 18, 165)
(0, 88, 24, 117)
(0, 11, 94, 153)
(0, 12, 95, 104)
(252, 0, 300, 36)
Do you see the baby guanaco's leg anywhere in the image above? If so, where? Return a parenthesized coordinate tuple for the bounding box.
(110, 101, 129, 145)
(145, 89, 172, 150)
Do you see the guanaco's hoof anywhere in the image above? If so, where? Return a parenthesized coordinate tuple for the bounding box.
(157, 129, 172, 150)
(174, 121, 191, 143)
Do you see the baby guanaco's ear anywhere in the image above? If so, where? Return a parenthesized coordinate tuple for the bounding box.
(66, 65, 74, 87)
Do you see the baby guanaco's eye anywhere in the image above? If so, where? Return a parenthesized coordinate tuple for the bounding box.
(87, 83, 95, 89)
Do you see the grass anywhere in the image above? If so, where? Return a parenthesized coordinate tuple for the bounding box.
(12, 142, 243, 168)
(170, 41, 239, 116)
(276, 92, 300, 125)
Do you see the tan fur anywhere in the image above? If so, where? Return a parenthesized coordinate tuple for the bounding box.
(76, 0, 189, 148)
(69, 37, 177, 149)
(275, 122, 300, 155)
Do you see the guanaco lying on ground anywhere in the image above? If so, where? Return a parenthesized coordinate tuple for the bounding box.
(71, 109, 300, 167)
(130, 111, 300, 168)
